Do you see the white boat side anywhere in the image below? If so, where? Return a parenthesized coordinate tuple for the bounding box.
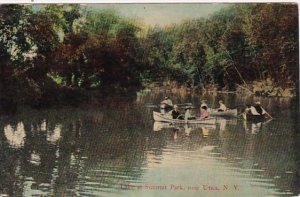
(153, 111, 216, 125)
(209, 108, 238, 117)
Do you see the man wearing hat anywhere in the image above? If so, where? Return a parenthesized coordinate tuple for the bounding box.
(200, 100, 208, 108)
(200, 105, 210, 119)
(217, 100, 227, 112)
(246, 101, 266, 116)
(161, 96, 173, 107)
(184, 106, 195, 121)
(171, 105, 183, 119)
(254, 101, 265, 115)
(160, 96, 174, 113)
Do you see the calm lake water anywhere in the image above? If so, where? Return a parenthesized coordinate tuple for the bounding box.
(0, 90, 299, 197)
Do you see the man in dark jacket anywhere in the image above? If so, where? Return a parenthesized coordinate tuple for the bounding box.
(172, 105, 183, 119)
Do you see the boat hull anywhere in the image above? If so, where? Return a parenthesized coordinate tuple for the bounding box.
(242, 113, 267, 122)
(209, 109, 238, 117)
(153, 111, 216, 124)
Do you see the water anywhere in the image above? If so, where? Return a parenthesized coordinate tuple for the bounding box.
(0, 90, 298, 197)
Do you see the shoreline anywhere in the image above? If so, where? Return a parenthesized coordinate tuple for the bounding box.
(0, 82, 296, 115)
(142, 80, 296, 98)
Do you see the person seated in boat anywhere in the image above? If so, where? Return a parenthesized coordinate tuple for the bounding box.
(200, 100, 208, 108)
(171, 105, 184, 119)
(245, 103, 265, 116)
(200, 105, 210, 119)
(245, 104, 251, 114)
(217, 100, 227, 112)
(245, 104, 256, 115)
(161, 96, 173, 108)
(254, 101, 266, 115)
(184, 106, 196, 121)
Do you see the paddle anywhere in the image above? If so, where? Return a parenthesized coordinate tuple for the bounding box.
(263, 118, 273, 125)
(262, 107, 273, 119)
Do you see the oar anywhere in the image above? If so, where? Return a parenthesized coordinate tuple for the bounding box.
(262, 108, 273, 119)
(263, 118, 273, 125)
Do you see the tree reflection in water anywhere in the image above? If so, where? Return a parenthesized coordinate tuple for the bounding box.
(0, 92, 298, 196)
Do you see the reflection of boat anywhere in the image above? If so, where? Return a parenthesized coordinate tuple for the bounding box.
(184, 124, 192, 136)
(243, 121, 263, 134)
(47, 124, 62, 144)
(153, 111, 216, 124)
(202, 127, 209, 137)
(4, 122, 26, 148)
(251, 122, 262, 134)
(153, 121, 216, 132)
(160, 103, 193, 109)
(217, 118, 227, 132)
(209, 109, 238, 117)
(243, 117, 272, 134)
(153, 121, 173, 131)
(216, 117, 237, 125)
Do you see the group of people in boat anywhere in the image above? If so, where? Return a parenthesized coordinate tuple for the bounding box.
(160, 96, 269, 120)
(170, 104, 195, 121)
(160, 97, 228, 120)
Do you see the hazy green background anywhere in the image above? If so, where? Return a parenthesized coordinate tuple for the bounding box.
(87, 4, 228, 26)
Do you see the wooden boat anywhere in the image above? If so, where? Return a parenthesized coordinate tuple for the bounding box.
(209, 108, 238, 117)
(153, 111, 216, 124)
(242, 112, 267, 122)
(160, 103, 193, 109)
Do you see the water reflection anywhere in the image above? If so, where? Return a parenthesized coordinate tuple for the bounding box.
(242, 120, 272, 134)
(4, 122, 26, 148)
(184, 124, 191, 136)
(0, 92, 298, 197)
(218, 118, 227, 132)
(47, 124, 62, 144)
(30, 151, 41, 165)
(153, 122, 172, 131)
(201, 127, 209, 138)
(173, 128, 178, 140)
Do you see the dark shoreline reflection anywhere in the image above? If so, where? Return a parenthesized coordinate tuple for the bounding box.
(0, 92, 298, 196)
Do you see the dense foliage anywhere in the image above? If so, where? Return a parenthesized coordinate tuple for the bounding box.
(0, 4, 298, 110)
(143, 4, 298, 90)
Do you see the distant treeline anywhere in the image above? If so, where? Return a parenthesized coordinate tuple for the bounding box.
(0, 4, 298, 110)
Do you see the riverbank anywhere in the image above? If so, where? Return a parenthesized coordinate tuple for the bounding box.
(143, 79, 296, 98)
(236, 79, 296, 98)
(1, 77, 296, 115)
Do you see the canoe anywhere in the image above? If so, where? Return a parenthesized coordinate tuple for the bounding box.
(153, 111, 216, 124)
(242, 112, 267, 122)
(209, 108, 238, 117)
(160, 103, 193, 109)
